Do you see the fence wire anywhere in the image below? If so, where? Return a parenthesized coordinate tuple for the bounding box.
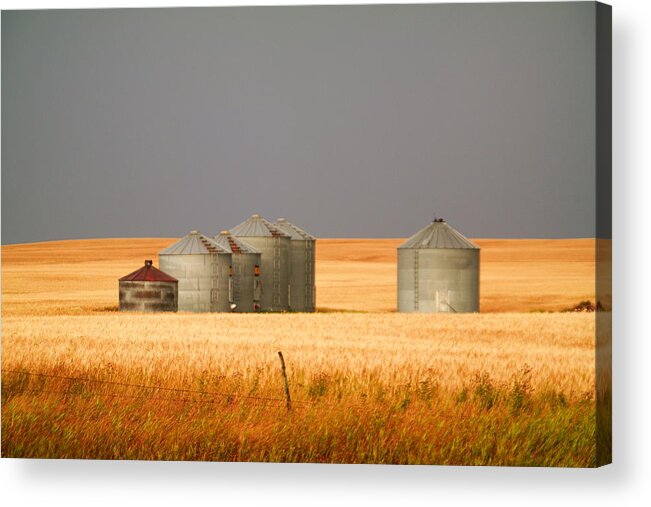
(13, 389, 289, 410)
(2, 368, 461, 416)
(1, 369, 333, 409)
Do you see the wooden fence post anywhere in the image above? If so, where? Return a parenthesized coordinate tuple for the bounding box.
(277, 351, 292, 412)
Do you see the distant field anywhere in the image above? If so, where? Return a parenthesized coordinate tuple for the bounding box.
(1, 238, 604, 465)
(1, 237, 596, 315)
(318, 238, 596, 313)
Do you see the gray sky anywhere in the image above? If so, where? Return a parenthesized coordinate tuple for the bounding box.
(2, 3, 597, 244)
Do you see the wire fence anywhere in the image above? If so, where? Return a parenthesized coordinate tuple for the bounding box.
(11, 389, 293, 410)
(2, 369, 295, 404)
(1, 368, 474, 420)
(0, 368, 351, 411)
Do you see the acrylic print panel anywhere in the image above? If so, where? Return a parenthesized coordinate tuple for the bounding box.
(1, 2, 611, 467)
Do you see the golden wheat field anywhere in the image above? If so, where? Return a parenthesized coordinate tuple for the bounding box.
(1, 237, 596, 315)
(1, 238, 606, 466)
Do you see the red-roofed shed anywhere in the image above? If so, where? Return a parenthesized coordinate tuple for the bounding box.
(120, 260, 178, 283)
(119, 260, 178, 312)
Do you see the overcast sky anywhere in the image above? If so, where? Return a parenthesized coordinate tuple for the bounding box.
(2, 3, 598, 244)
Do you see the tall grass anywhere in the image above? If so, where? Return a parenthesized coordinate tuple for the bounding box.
(2, 312, 599, 466)
(2, 376, 596, 465)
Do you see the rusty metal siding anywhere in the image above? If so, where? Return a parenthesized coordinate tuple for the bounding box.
(119, 280, 178, 312)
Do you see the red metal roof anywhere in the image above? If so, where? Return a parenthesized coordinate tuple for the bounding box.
(119, 260, 178, 283)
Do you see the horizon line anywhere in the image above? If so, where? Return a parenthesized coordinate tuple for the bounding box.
(1, 236, 603, 247)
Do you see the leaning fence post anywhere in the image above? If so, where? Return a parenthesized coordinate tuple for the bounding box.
(277, 351, 292, 412)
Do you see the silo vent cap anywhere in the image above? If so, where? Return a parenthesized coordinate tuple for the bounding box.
(220, 230, 230, 235)
(277, 218, 286, 222)
(145, 260, 153, 267)
(251, 214, 261, 219)
(189, 230, 200, 235)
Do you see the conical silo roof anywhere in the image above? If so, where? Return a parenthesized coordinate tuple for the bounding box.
(119, 260, 178, 282)
(230, 214, 289, 238)
(273, 218, 316, 240)
(159, 230, 229, 255)
(213, 230, 260, 254)
(399, 219, 479, 250)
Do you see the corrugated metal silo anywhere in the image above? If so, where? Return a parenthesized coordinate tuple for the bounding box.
(397, 219, 480, 313)
(230, 214, 291, 312)
(119, 260, 178, 312)
(273, 218, 316, 312)
(159, 230, 233, 312)
(213, 230, 262, 313)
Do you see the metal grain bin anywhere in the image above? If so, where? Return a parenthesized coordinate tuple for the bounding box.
(273, 218, 316, 312)
(230, 214, 291, 312)
(119, 260, 178, 312)
(159, 230, 233, 312)
(213, 230, 262, 313)
(397, 219, 480, 313)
